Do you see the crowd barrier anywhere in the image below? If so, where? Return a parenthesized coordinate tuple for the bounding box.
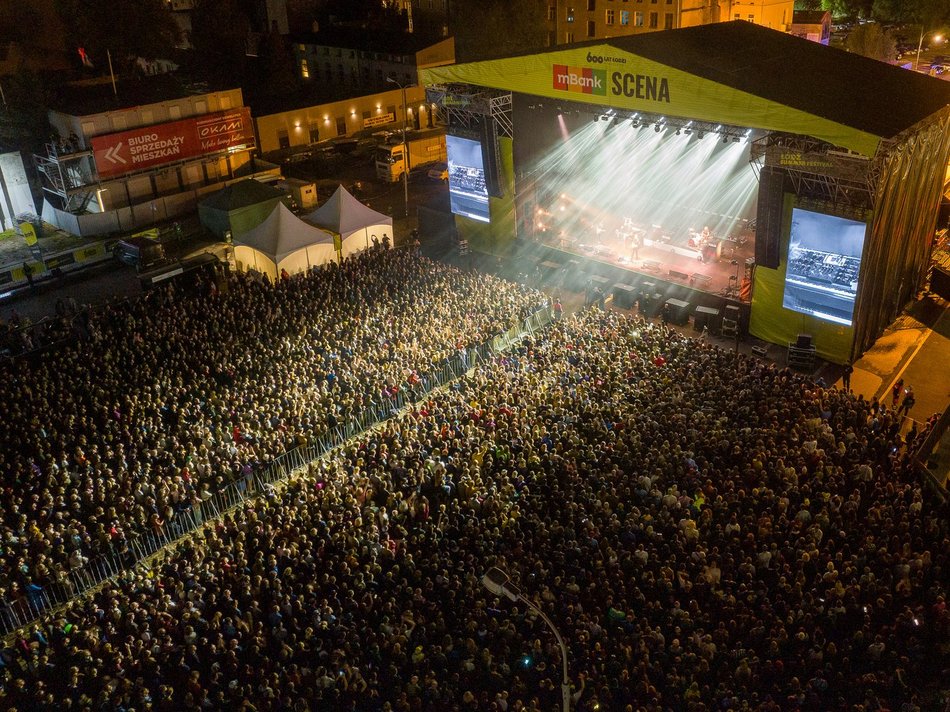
(913, 403, 950, 502)
(0, 303, 553, 637)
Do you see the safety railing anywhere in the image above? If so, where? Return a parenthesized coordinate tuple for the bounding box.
(0, 303, 553, 637)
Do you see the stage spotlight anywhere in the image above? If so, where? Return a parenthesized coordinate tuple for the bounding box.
(654, 123, 661, 132)
(732, 136, 740, 143)
(697, 131, 705, 139)
(676, 128, 681, 135)
(722, 136, 729, 143)
(684, 128, 692, 135)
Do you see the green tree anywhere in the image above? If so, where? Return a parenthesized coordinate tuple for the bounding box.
(253, 30, 300, 102)
(845, 22, 898, 60)
(52, 0, 180, 72)
(452, 0, 547, 62)
(0, 70, 53, 152)
(188, 0, 252, 86)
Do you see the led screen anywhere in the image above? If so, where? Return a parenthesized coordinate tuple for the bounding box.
(446, 135, 490, 223)
(782, 208, 866, 326)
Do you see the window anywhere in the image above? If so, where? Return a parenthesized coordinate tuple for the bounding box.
(734, 13, 741, 19)
(567, 7, 574, 21)
(548, 5, 556, 20)
(606, 9, 615, 23)
(748, 13, 755, 21)
(649, 11, 658, 26)
(588, 20, 596, 36)
(664, 12, 673, 28)
(565, 31, 575, 42)
(587, 0, 595, 9)
(336, 117, 346, 136)
(549, 30, 557, 45)
(634, 11, 643, 25)
(621, 10, 629, 24)
(301, 59, 309, 78)
(309, 124, 319, 143)
(277, 130, 289, 149)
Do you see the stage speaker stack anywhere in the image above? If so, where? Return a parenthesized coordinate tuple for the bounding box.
(755, 166, 785, 270)
(612, 283, 637, 309)
(721, 304, 741, 338)
(693, 305, 720, 333)
(663, 298, 691, 326)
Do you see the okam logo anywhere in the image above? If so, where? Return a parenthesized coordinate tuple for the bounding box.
(553, 64, 607, 95)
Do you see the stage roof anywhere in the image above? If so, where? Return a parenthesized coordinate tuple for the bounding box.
(420, 21, 950, 157)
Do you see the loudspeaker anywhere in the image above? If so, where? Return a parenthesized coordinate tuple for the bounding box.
(796, 333, 812, 349)
(480, 121, 503, 198)
(755, 166, 785, 269)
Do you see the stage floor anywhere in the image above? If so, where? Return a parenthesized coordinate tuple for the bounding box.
(535, 229, 755, 297)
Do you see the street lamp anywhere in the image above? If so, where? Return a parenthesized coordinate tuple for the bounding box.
(481, 567, 572, 712)
(386, 76, 411, 218)
(915, 28, 944, 71)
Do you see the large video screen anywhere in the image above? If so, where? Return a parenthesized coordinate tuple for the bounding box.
(782, 208, 867, 326)
(446, 135, 490, 223)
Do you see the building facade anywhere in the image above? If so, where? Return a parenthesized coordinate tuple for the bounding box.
(545, 0, 792, 44)
(34, 88, 274, 236)
(256, 86, 436, 154)
(292, 34, 454, 93)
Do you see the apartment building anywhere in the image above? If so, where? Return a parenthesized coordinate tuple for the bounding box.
(545, 0, 792, 44)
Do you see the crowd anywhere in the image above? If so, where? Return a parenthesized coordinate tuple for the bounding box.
(0, 247, 544, 605)
(2, 303, 946, 711)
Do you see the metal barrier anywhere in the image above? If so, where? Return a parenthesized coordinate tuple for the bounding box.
(0, 303, 552, 637)
(913, 403, 950, 502)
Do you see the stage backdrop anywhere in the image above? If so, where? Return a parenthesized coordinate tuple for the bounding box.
(750, 194, 855, 365)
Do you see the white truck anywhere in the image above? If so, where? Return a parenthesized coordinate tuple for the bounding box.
(375, 129, 447, 182)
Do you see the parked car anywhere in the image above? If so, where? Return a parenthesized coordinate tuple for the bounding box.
(427, 162, 449, 182)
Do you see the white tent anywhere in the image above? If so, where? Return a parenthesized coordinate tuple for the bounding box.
(233, 202, 337, 280)
(303, 185, 393, 257)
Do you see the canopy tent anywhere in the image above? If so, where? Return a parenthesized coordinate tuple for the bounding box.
(303, 185, 393, 257)
(233, 202, 336, 280)
(198, 179, 289, 239)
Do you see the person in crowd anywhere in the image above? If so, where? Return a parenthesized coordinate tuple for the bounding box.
(0, 304, 945, 712)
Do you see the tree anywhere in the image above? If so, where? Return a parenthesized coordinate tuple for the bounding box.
(188, 0, 252, 86)
(845, 22, 897, 60)
(252, 30, 301, 103)
(52, 0, 180, 73)
(451, 0, 547, 62)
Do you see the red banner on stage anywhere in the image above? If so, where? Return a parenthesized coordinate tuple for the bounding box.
(91, 107, 255, 178)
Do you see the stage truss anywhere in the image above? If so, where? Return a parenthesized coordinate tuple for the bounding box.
(749, 133, 890, 209)
(426, 84, 513, 138)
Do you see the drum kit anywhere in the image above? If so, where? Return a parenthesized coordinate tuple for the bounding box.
(687, 226, 737, 263)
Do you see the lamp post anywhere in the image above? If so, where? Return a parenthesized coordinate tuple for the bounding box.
(915, 29, 944, 71)
(481, 567, 572, 712)
(386, 76, 410, 218)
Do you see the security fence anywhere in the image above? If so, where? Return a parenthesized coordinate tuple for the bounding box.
(0, 303, 553, 637)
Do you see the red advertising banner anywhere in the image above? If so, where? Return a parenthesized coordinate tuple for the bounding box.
(91, 107, 255, 178)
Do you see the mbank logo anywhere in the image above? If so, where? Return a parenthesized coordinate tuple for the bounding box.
(553, 65, 606, 95)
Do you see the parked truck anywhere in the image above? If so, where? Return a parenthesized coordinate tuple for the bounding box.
(375, 129, 447, 183)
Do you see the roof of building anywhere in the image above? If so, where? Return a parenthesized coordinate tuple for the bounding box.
(199, 179, 287, 212)
(592, 21, 950, 140)
(791, 11, 830, 24)
(50, 73, 235, 117)
(289, 26, 443, 55)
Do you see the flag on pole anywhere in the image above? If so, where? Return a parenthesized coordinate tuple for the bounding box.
(78, 47, 94, 68)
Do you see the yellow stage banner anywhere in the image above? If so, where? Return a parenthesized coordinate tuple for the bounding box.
(420, 45, 881, 156)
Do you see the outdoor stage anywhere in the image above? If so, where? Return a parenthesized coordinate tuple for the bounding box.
(531, 196, 755, 298)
